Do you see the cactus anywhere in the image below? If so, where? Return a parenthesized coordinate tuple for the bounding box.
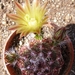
(5, 0, 66, 75)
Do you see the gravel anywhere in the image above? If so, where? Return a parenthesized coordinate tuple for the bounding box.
(0, 0, 75, 75)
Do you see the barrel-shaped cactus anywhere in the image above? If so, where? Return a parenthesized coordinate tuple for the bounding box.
(17, 38, 64, 75)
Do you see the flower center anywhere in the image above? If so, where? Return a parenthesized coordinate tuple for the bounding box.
(25, 14, 37, 26)
(28, 18, 37, 26)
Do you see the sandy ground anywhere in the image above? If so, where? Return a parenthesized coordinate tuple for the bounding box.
(0, 0, 75, 75)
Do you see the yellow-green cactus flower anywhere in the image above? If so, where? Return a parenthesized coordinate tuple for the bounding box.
(7, 0, 48, 38)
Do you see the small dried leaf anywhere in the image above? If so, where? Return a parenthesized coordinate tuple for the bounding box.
(54, 27, 66, 41)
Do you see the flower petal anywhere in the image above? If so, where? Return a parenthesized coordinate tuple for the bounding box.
(19, 32, 25, 39)
(36, 0, 40, 7)
(19, 31, 28, 39)
(32, 0, 40, 7)
(15, 1, 25, 13)
(31, 0, 41, 17)
(9, 25, 19, 30)
(25, 0, 31, 11)
(7, 14, 28, 25)
(7, 14, 24, 21)
(41, 1, 48, 11)
(16, 26, 27, 34)
(42, 16, 48, 24)
(16, 6, 25, 17)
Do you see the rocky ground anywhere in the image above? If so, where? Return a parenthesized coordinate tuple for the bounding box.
(0, 0, 75, 75)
